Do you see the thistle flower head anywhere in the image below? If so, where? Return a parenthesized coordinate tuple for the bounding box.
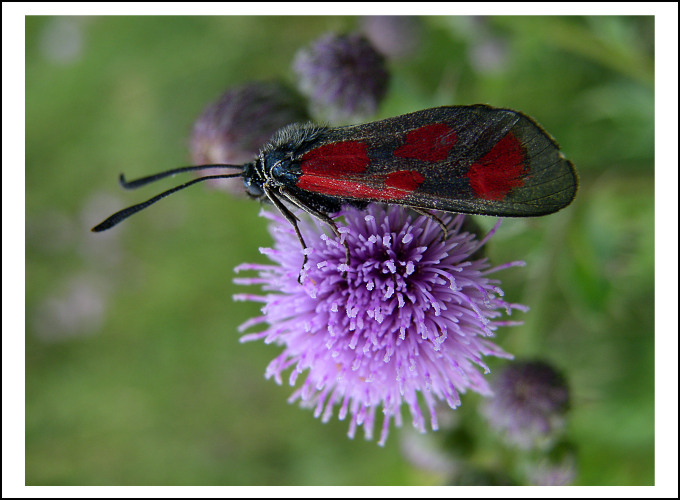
(481, 360, 570, 449)
(235, 204, 527, 445)
(293, 33, 389, 123)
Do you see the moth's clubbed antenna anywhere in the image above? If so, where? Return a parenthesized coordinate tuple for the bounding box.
(91, 166, 243, 232)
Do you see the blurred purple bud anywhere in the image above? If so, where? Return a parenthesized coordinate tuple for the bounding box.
(190, 81, 309, 193)
(526, 455, 577, 486)
(481, 360, 570, 449)
(33, 275, 108, 342)
(39, 16, 87, 65)
(468, 36, 510, 74)
(293, 33, 389, 123)
(359, 16, 422, 60)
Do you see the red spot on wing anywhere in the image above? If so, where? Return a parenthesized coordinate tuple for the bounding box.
(466, 132, 527, 201)
(301, 141, 369, 176)
(297, 170, 424, 201)
(394, 123, 457, 162)
(385, 170, 425, 192)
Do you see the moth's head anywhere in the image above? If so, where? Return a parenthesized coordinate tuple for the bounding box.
(242, 161, 265, 199)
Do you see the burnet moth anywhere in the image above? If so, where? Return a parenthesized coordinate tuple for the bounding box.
(93, 105, 577, 274)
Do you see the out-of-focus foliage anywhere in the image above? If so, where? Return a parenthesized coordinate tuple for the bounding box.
(26, 15, 654, 485)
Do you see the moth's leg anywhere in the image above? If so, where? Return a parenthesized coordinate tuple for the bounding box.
(410, 207, 448, 241)
(264, 185, 308, 283)
(279, 188, 351, 273)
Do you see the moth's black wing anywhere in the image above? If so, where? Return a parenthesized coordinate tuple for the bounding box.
(291, 106, 577, 217)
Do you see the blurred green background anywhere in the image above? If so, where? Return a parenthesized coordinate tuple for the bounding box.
(26, 16, 654, 485)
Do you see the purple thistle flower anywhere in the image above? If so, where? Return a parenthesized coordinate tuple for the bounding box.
(234, 204, 527, 445)
(292, 33, 389, 123)
(481, 360, 570, 449)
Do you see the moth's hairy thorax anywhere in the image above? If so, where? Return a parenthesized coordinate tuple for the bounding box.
(249, 122, 331, 198)
(259, 122, 330, 159)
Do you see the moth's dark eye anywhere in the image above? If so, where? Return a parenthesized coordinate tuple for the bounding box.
(244, 178, 264, 198)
